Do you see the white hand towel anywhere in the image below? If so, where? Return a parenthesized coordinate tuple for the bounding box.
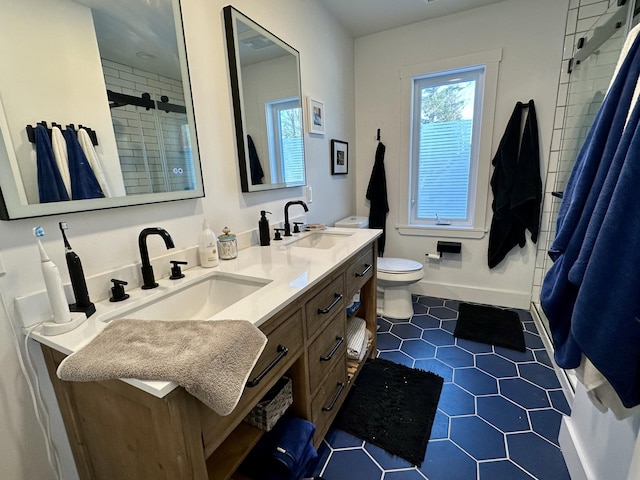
(51, 126, 71, 197)
(78, 128, 112, 197)
(347, 316, 367, 360)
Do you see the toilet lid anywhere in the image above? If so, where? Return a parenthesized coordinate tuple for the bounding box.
(378, 257, 423, 273)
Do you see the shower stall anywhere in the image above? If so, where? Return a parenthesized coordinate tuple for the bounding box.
(534, 0, 636, 391)
(107, 89, 196, 195)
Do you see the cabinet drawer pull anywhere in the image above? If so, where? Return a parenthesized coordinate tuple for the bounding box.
(320, 337, 344, 361)
(322, 382, 345, 412)
(355, 264, 372, 277)
(317, 293, 343, 314)
(246, 345, 288, 388)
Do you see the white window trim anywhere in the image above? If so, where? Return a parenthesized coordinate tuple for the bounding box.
(397, 49, 502, 239)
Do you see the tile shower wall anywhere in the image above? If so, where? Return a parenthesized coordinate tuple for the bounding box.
(101, 59, 192, 195)
(533, 0, 623, 304)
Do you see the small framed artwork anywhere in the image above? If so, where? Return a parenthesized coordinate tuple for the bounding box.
(331, 139, 348, 175)
(308, 97, 325, 135)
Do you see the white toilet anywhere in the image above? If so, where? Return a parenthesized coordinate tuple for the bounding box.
(334, 216, 425, 319)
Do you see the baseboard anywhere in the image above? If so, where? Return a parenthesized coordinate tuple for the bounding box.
(559, 417, 592, 480)
(410, 280, 531, 309)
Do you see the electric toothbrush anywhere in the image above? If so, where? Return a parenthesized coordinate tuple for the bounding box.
(59, 222, 95, 317)
(34, 226, 71, 325)
(34, 226, 86, 335)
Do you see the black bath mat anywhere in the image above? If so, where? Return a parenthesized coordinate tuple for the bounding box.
(334, 358, 444, 466)
(454, 302, 526, 352)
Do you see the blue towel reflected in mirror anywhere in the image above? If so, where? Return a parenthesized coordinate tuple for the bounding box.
(63, 128, 104, 200)
(35, 124, 69, 203)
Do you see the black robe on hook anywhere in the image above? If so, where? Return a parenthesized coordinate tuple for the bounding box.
(366, 142, 389, 256)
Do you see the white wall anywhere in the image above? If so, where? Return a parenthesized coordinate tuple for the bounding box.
(242, 55, 299, 182)
(560, 384, 640, 480)
(353, 0, 569, 308)
(0, 0, 354, 478)
(0, 0, 124, 203)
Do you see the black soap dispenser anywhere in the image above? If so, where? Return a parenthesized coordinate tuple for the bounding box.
(259, 211, 271, 246)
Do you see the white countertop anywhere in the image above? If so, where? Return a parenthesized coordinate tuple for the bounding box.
(29, 227, 381, 398)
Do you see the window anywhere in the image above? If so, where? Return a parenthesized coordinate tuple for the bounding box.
(266, 98, 305, 185)
(399, 50, 501, 238)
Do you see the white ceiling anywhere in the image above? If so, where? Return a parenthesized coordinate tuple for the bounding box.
(317, 0, 508, 38)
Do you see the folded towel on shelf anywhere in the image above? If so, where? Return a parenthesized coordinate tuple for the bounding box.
(57, 319, 267, 416)
(346, 317, 367, 361)
(242, 415, 317, 480)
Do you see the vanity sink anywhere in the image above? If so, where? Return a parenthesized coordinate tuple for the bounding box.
(101, 272, 271, 322)
(286, 231, 353, 249)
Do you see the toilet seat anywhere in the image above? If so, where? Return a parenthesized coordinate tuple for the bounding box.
(378, 257, 423, 274)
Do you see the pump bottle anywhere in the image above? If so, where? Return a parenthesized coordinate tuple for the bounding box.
(199, 219, 219, 267)
(259, 211, 271, 246)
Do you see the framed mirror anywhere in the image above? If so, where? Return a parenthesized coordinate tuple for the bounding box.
(223, 6, 306, 193)
(0, 0, 203, 220)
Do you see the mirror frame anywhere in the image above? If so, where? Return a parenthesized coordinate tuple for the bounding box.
(0, 0, 204, 220)
(223, 5, 306, 193)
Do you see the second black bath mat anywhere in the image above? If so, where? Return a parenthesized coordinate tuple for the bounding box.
(454, 302, 526, 352)
(334, 358, 443, 466)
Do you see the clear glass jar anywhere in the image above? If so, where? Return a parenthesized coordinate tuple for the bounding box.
(218, 226, 237, 260)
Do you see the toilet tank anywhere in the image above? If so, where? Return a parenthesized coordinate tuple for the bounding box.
(335, 216, 369, 229)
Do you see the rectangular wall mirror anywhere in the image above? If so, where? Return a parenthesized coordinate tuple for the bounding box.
(0, 0, 203, 220)
(223, 6, 306, 193)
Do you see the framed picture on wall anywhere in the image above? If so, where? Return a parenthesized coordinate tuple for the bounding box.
(331, 139, 348, 175)
(308, 97, 326, 135)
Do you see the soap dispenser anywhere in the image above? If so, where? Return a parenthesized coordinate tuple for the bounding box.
(259, 211, 271, 246)
(198, 219, 219, 267)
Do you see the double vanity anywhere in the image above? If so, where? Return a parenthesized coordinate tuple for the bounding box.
(32, 227, 380, 480)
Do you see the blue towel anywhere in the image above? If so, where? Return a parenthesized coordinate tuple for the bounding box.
(241, 415, 317, 480)
(64, 128, 104, 200)
(541, 31, 640, 407)
(35, 125, 69, 203)
(270, 416, 316, 478)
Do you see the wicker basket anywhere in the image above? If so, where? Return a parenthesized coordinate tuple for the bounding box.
(244, 376, 293, 432)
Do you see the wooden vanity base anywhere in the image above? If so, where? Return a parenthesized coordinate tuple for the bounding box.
(42, 241, 378, 480)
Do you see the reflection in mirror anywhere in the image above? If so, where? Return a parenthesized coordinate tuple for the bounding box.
(223, 6, 306, 193)
(0, 0, 203, 220)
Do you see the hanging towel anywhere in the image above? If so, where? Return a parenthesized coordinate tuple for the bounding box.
(35, 125, 69, 203)
(366, 142, 389, 256)
(63, 127, 104, 200)
(78, 128, 112, 198)
(541, 27, 640, 408)
(50, 126, 71, 198)
(488, 100, 541, 269)
(248, 134, 264, 185)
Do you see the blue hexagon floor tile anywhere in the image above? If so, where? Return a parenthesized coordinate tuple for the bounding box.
(311, 296, 572, 480)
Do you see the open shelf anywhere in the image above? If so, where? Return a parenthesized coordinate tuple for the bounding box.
(206, 422, 263, 480)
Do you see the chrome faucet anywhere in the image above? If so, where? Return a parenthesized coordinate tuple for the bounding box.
(139, 227, 175, 289)
(284, 200, 309, 236)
